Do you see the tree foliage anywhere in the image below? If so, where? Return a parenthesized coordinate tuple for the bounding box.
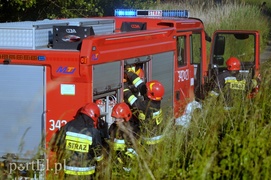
(0, 0, 36, 21)
(0, 0, 157, 22)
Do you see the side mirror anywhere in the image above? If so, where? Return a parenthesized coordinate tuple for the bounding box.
(213, 36, 225, 56)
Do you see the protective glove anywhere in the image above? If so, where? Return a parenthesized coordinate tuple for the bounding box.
(124, 65, 137, 81)
(138, 112, 146, 121)
(126, 67, 135, 73)
(125, 64, 135, 73)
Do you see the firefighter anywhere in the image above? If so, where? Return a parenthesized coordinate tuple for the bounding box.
(51, 102, 104, 179)
(109, 102, 138, 172)
(209, 57, 260, 108)
(123, 68, 165, 145)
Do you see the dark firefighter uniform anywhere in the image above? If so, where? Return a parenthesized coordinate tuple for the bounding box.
(211, 70, 246, 107)
(210, 57, 259, 108)
(108, 102, 138, 172)
(109, 121, 138, 171)
(51, 106, 103, 178)
(124, 70, 165, 145)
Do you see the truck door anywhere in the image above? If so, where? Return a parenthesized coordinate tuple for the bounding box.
(209, 30, 260, 89)
(0, 65, 44, 162)
(174, 33, 195, 117)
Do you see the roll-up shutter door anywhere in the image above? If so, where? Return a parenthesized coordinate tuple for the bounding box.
(0, 65, 44, 160)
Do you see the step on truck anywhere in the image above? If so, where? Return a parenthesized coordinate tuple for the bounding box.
(0, 9, 260, 179)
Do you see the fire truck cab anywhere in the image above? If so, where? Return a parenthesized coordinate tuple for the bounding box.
(0, 9, 260, 178)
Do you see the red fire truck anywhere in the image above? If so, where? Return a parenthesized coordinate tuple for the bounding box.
(0, 9, 260, 178)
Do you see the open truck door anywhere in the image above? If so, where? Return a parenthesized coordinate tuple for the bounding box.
(208, 30, 260, 92)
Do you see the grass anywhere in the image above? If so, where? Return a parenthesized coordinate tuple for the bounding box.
(178, 61, 271, 179)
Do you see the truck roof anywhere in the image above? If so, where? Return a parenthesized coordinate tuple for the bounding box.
(113, 16, 204, 30)
(0, 10, 204, 50)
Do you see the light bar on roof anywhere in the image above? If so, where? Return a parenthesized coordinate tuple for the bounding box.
(114, 9, 189, 18)
(162, 10, 189, 17)
(114, 9, 137, 16)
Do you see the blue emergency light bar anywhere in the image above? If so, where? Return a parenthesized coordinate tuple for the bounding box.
(114, 9, 189, 18)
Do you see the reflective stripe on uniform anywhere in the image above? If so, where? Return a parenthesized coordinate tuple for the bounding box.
(127, 148, 137, 155)
(113, 138, 126, 151)
(65, 131, 92, 144)
(125, 148, 138, 159)
(132, 77, 143, 88)
(152, 110, 161, 116)
(143, 135, 163, 145)
(128, 95, 137, 106)
(153, 109, 162, 125)
(64, 165, 95, 175)
(224, 76, 236, 81)
(209, 90, 219, 97)
(95, 154, 104, 162)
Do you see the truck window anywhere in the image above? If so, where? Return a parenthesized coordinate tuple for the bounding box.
(177, 36, 186, 67)
(190, 33, 202, 64)
(211, 33, 256, 78)
(215, 34, 255, 67)
(210, 32, 258, 82)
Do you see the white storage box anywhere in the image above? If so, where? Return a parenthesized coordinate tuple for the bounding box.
(0, 20, 69, 49)
(0, 18, 115, 49)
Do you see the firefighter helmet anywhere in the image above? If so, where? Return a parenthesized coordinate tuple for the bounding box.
(226, 57, 241, 71)
(146, 80, 165, 101)
(111, 102, 132, 122)
(111, 102, 132, 121)
(80, 102, 100, 127)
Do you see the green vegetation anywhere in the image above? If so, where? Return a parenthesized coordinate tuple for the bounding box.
(1, 0, 270, 22)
